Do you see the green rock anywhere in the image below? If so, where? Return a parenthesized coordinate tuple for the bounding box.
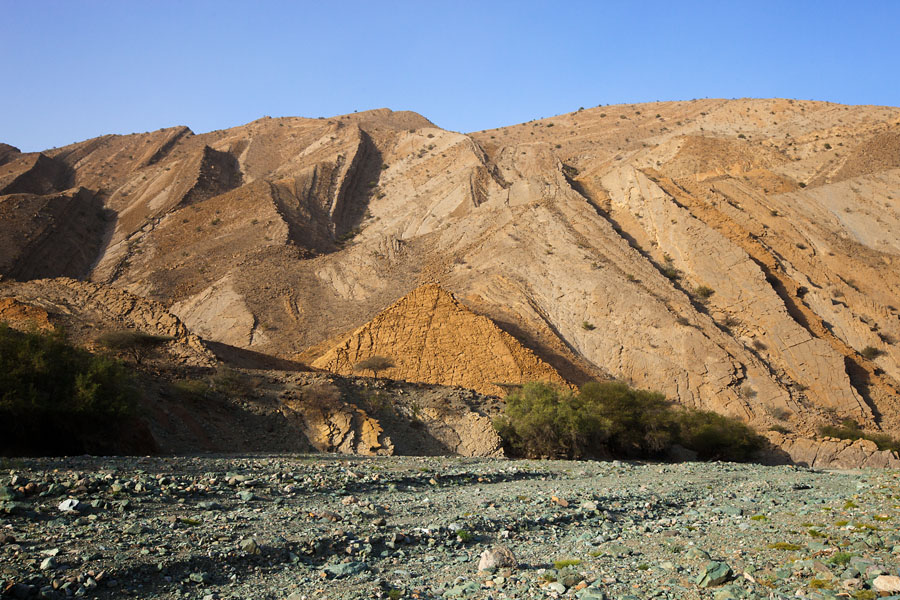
(603, 543, 631, 557)
(713, 584, 743, 600)
(686, 548, 711, 561)
(323, 561, 367, 578)
(444, 581, 480, 598)
(696, 561, 733, 588)
(0, 486, 15, 501)
(189, 572, 210, 584)
(240, 538, 260, 555)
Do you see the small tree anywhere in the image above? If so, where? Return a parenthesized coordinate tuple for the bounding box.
(353, 355, 395, 378)
(97, 330, 173, 365)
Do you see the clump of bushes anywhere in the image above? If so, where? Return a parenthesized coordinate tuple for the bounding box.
(819, 419, 900, 453)
(494, 381, 764, 461)
(0, 325, 139, 455)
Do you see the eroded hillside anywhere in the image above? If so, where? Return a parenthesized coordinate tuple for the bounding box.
(2, 99, 899, 458)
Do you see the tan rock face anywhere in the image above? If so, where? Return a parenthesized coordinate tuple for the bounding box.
(312, 284, 567, 396)
(4, 101, 900, 465)
(0, 188, 108, 281)
(766, 432, 900, 469)
(277, 378, 503, 457)
(282, 395, 393, 456)
(0, 277, 214, 366)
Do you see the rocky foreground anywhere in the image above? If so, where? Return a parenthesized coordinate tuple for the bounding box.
(1, 456, 899, 600)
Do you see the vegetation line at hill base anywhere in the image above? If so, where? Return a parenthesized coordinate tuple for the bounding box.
(0, 324, 139, 456)
(494, 381, 765, 462)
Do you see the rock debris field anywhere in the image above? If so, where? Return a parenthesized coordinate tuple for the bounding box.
(2, 455, 900, 600)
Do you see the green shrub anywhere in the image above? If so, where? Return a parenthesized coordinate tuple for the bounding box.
(828, 552, 853, 565)
(768, 542, 802, 551)
(494, 381, 764, 461)
(0, 325, 137, 455)
(693, 285, 715, 300)
(211, 366, 258, 396)
(660, 263, 681, 281)
(677, 408, 764, 460)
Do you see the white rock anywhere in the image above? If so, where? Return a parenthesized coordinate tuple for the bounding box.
(874, 575, 900, 593)
(58, 498, 82, 513)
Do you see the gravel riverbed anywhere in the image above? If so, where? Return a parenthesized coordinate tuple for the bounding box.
(1, 455, 899, 600)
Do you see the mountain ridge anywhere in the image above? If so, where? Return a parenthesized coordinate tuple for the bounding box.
(2, 98, 899, 460)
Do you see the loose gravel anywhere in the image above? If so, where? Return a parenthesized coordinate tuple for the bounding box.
(1, 455, 899, 600)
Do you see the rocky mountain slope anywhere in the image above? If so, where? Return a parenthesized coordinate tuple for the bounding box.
(2, 99, 899, 460)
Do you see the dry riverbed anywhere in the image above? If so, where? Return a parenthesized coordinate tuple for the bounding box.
(2, 455, 899, 600)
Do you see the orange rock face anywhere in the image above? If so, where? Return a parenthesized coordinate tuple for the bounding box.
(0, 297, 54, 331)
(312, 284, 568, 396)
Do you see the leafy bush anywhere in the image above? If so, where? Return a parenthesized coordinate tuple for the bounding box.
(677, 409, 764, 460)
(494, 381, 764, 461)
(0, 325, 138, 455)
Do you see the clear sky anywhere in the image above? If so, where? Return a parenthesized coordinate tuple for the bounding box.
(2, 0, 897, 152)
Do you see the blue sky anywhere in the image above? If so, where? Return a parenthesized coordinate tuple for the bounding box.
(1, 0, 897, 152)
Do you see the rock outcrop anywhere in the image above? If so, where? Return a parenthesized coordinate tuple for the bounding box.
(0, 277, 214, 366)
(276, 376, 503, 457)
(312, 284, 568, 396)
(766, 432, 900, 469)
(0, 297, 54, 331)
